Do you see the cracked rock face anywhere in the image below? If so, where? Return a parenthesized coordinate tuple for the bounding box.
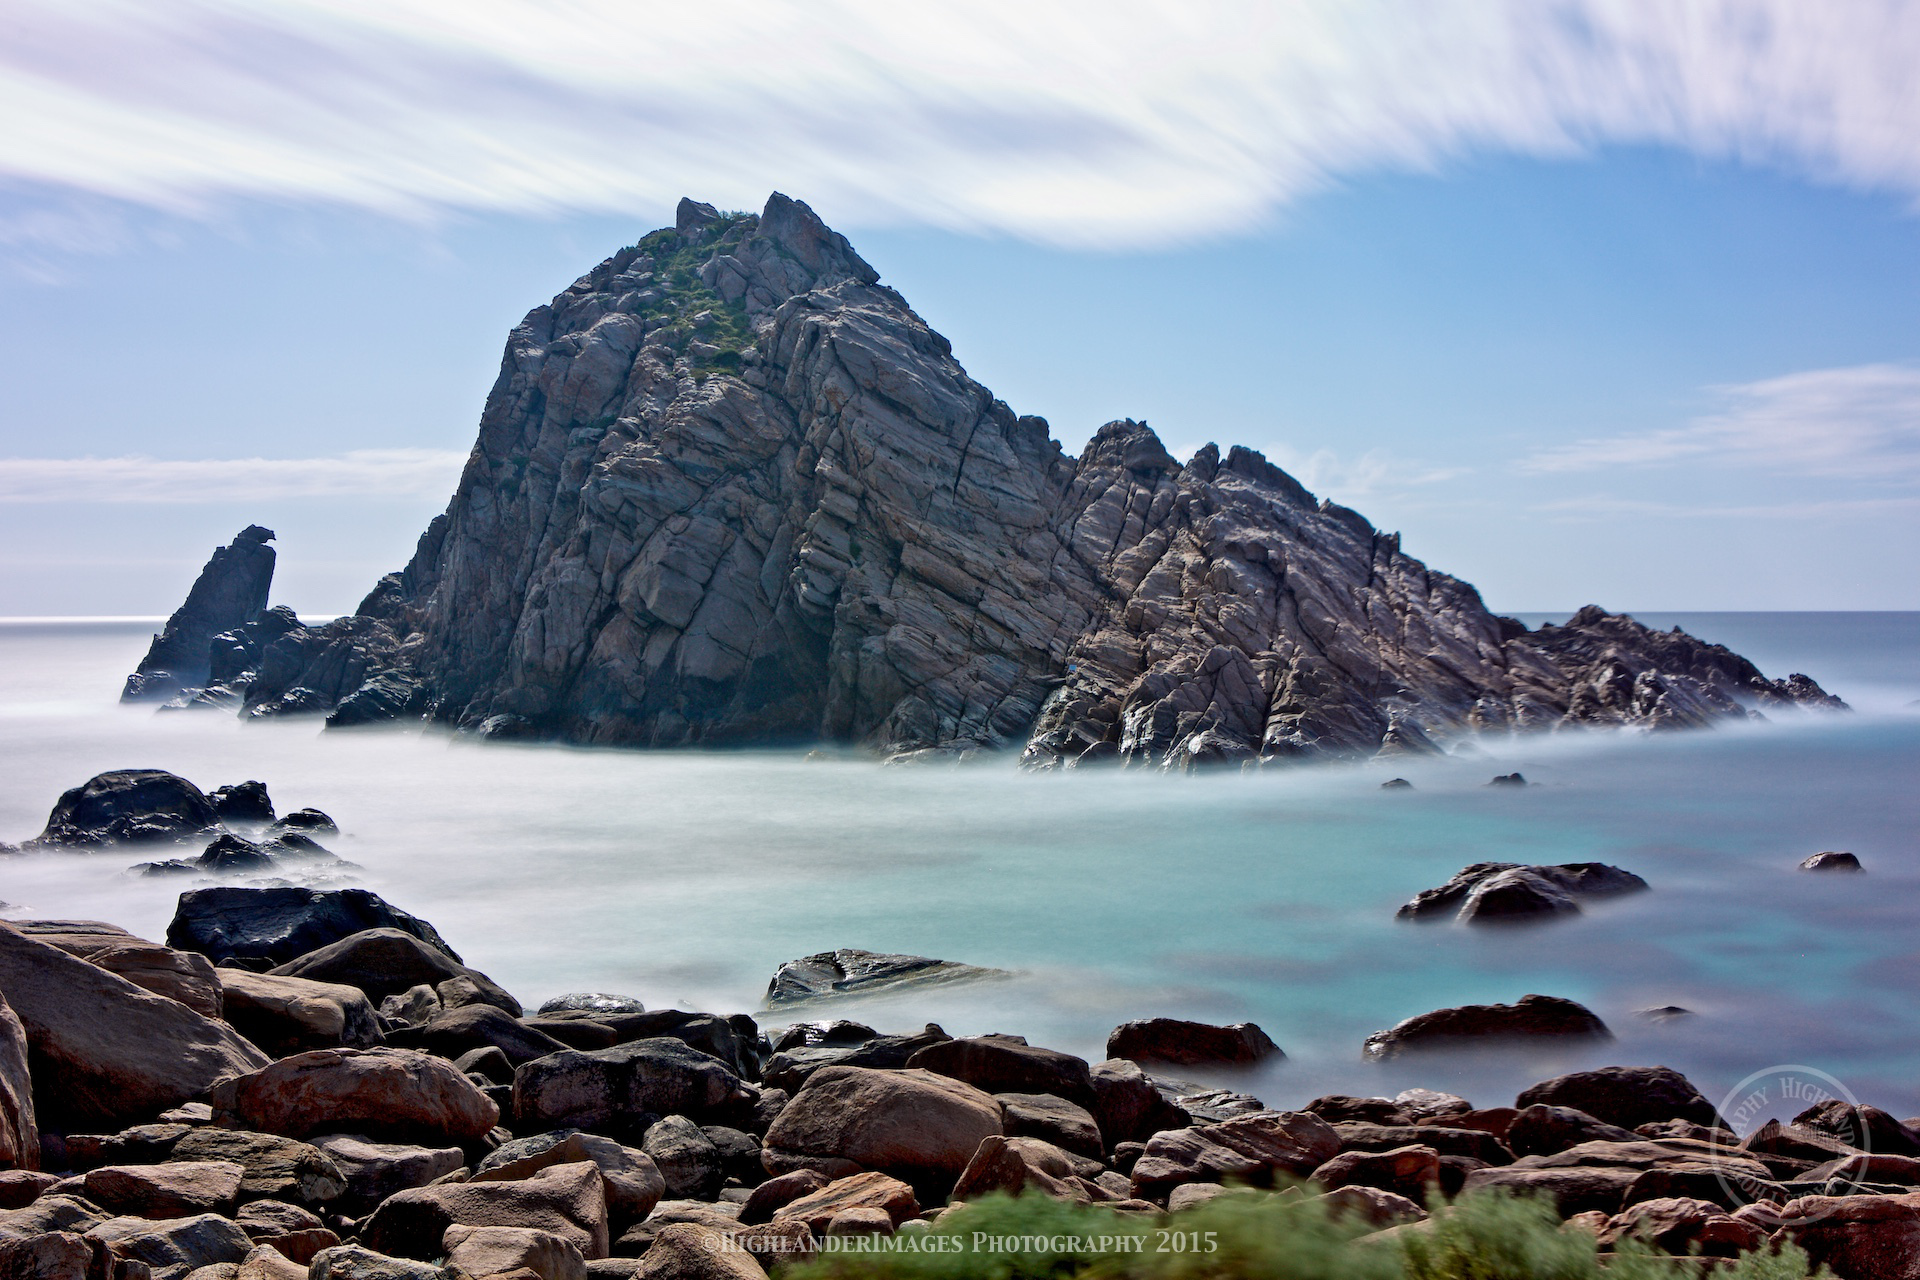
(188, 193, 1843, 766)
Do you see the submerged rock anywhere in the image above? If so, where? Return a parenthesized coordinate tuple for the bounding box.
(1800, 851, 1863, 872)
(1361, 995, 1611, 1061)
(1397, 861, 1648, 924)
(763, 949, 1008, 1007)
(33, 769, 219, 848)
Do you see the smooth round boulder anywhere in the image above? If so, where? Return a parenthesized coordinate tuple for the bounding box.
(35, 770, 217, 846)
(1362, 995, 1610, 1060)
(762, 1066, 1003, 1180)
(1105, 1018, 1281, 1068)
(1800, 851, 1862, 872)
(209, 1047, 499, 1144)
(167, 887, 459, 967)
(1514, 1066, 1723, 1132)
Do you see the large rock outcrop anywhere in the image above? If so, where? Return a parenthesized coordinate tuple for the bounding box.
(123, 525, 278, 702)
(148, 194, 1842, 766)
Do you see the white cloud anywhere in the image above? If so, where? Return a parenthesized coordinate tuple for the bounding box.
(1534, 493, 1920, 519)
(1263, 444, 1468, 499)
(2, 1, 1919, 247)
(1517, 363, 1920, 481)
(0, 449, 468, 502)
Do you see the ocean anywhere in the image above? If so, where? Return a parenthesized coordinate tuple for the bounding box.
(3, 612, 1917, 1124)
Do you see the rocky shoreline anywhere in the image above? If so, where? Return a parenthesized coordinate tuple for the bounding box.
(1, 775, 1914, 1279)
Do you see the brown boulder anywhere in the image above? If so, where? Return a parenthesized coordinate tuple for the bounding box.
(1086, 1059, 1189, 1147)
(997, 1094, 1103, 1160)
(904, 1037, 1093, 1105)
(0, 1169, 58, 1207)
(1773, 1191, 1920, 1280)
(310, 1135, 464, 1216)
(774, 1171, 918, 1232)
(1104, 1019, 1280, 1067)
(950, 1136, 1085, 1203)
(1514, 1066, 1722, 1131)
(0, 993, 35, 1172)
(1597, 1196, 1764, 1257)
(389, 1006, 568, 1067)
(360, 1161, 608, 1261)
(1459, 1166, 1638, 1215)
(85, 1213, 255, 1277)
(762, 1067, 1002, 1180)
(441, 1225, 586, 1280)
(0, 923, 269, 1129)
(271, 930, 519, 1015)
(1130, 1112, 1341, 1200)
(209, 1048, 498, 1144)
(738, 1170, 828, 1225)
(214, 971, 383, 1057)
(717, 1219, 812, 1269)
(169, 1129, 345, 1207)
(237, 1243, 311, 1280)
(1310, 1144, 1440, 1202)
(79, 944, 223, 1021)
(1317, 1185, 1426, 1227)
(631, 1224, 766, 1280)
(1506, 1105, 1639, 1157)
(307, 1244, 450, 1280)
(474, 1131, 663, 1229)
(77, 1163, 244, 1218)
(0, 1233, 94, 1280)
(235, 1201, 337, 1263)
(1362, 995, 1609, 1060)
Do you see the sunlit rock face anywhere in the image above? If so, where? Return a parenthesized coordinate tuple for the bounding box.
(216, 193, 1842, 766)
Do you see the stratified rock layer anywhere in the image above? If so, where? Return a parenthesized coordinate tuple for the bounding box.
(181, 194, 1842, 766)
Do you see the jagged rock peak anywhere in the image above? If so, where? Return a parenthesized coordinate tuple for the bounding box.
(152, 195, 1845, 766)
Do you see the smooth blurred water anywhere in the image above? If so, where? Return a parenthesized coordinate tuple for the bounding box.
(2, 614, 1917, 1121)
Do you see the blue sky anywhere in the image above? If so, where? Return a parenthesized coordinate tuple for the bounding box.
(2, 2, 1918, 613)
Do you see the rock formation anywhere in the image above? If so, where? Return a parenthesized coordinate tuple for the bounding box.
(123, 525, 277, 702)
(130, 194, 1844, 765)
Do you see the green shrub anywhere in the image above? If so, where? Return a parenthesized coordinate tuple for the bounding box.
(785, 1188, 1826, 1280)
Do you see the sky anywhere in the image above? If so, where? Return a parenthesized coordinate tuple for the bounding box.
(2, 0, 1918, 614)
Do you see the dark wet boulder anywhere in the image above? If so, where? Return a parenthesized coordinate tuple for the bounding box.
(271, 929, 520, 1015)
(1361, 995, 1610, 1060)
(764, 949, 1007, 1006)
(166, 887, 458, 966)
(1396, 861, 1647, 923)
(1087, 1060, 1192, 1147)
(33, 770, 218, 847)
(208, 781, 275, 826)
(512, 1039, 752, 1135)
(1800, 851, 1862, 872)
(271, 809, 339, 837)
(1105, 1018, 1281, 1067)
(195, 833, 279, 875)
(764, 1025, 950, 1092)
(123, 524, 277, 701)
(1380, 778, 1414, 790)
(587, 1010, 754, 1079)
(1515, 1065, 1723, 1131)
(326, 671, 429, 729)
(1793, 1100, 1920, 1157)
(905, 1035, 1093, 1105)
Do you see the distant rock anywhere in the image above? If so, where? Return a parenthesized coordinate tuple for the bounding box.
(1361, 994, 1611, 1061)
(122, 525, 277, 702)
(763, 948, 1008, 1007)
(32, 769, 218, 848)
(1488, 773, 1528, 787)
(1635, 1006, 1692, 1023)
(197, 194, 1842, 765)
(209, 781, 275, 826)
(1380, 778, 1414, 790)
(1800, 851, 1862, 872)
(1104, 1018, 1282, 1067)
(1397, 861, 1649, 925)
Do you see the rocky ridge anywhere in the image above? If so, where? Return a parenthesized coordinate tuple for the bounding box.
(125, 194, 1843, 766)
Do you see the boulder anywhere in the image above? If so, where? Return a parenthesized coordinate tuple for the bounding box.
(379, 987, 442, 1029)
(773, 1171, 918, 1232)
(33, 771, 218, 847)
(641, 1118, 720, 1201)
(950, 1136, 1085, 1204)
(0, 1234, 99, 1280)
(166, 889, 457, 968)
(1456, 869, 1581, 923)
(1103, 1019, 1281, 1068)
(63, 942, 224, 1020)
(739, 1171, 829, 1226)
(389, 1005, 566, 1066)
(1800, 851, 1862, 872)
(1362, 995, 1610, 1060)
(75, 1163, 244, 1218)
(1773, 1191, 1920, 1280)
(270, 931, 518, 1015)
(614, 1201, 743, 1254)
(1304, 1096, 1410, 1125)
(997, 1094, 1103, 1160)
(271, 810, 338, 836)
(235, 1201, 334, 1259)
(238, 1244, 313, 1280)
(1460, 1166, 1639, 1216)
(1794, 1101, 1920, 1158)
(540, 995, 647, 1018)
(522, 1019, 619, 1052)
(1505, 1105, 1640, 1157)
(825, 1207, 893, 1237)
(762, 1027, 950, 1093)
(85, 1213, 255, 1278)
(1396, 862, 1648, 923)
(761, 1067, 1002, 1181)
(1515, 1066, 1723, 1131)
(310, 1135, 465, 1217)
(169, 1129, 346, 1207)
(441, 1225, 587, 1280)
(904, 1036, 1093, 1105)
(0, 1169, 57, 1207)
(629, 1224, 767, 1280)
(308, 1245, 449, 1280)
(360, 1162, 609, 1261)
(215, 970, 383, 1056)
(1309, 1145, 1440, 1202)
(1129, 1112, 1342, 1201)
(579, 1013, 754, 1081)
(512, 1040, 750, 1134)
(195, 836, 279, 876)
(0, 923, 269, 1130)
(476, 1131, 663, 1229)
(1087, 1060, 1190, 1147)
(0, 993, 35, 1172)
(208, 783, 274, 827)
(763, 950, 1005, 1007)
(209, 1048, 499, 1144)
(1317, 1185, 1427, 1228)
(0, 1193, 108, 1239)
(1329, 1123, 1511, 1164)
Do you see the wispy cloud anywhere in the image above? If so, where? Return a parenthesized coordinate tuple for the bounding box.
(1534, 493, 1920, 520)
(0, 449, 467, 502)
(1265, 445, 1468, 500)
(3, 2, 1920, 248)
(1518, 363, 1920, 481)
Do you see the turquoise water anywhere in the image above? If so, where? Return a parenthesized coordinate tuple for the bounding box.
(2, 615, 1917, 1121)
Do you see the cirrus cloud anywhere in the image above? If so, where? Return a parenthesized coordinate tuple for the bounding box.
(2, 1, 1920, 247)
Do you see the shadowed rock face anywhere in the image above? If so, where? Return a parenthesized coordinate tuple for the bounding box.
(123, 525, 276, 700)
(210, 193, 1843, 766)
